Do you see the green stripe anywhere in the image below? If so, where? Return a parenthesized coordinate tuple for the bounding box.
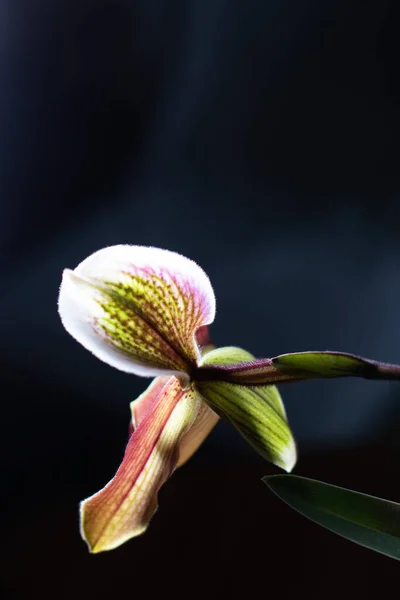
(196, 380, 294, 468)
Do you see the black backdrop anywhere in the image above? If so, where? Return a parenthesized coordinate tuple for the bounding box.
(2, 1, 400, 598)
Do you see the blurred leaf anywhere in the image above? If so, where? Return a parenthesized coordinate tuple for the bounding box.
(263, 475, 400, 560)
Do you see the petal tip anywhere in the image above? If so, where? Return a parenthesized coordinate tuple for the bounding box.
(79, 503, 96, 554)
(278, 437, 297, 473)
(79, 499, 149, 554)
(59, 267, 86, 289)
(61, 267, 72, 278)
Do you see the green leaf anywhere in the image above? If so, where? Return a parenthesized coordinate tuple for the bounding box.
(196, 347, 296, 472)
(264, 475, 400, 560)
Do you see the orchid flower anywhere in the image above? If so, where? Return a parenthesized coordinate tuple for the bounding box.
(58, 245, 400, 553)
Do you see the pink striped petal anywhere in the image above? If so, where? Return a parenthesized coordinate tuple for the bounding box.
(130, 376, 171, 429)
(130, 377, 219, 468)
(80, 377, 202, 553)
(58, 246, 216, 378)
(177, 401, 219, 467)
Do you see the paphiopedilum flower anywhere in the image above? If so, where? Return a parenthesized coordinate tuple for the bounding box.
(58, 245, 400, 553)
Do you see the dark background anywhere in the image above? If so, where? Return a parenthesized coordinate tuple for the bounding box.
(1, 1, 400, 598)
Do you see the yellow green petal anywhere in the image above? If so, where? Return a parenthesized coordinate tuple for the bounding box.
(196, 347, 296, 472)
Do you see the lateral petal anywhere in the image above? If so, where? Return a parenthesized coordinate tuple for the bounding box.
(196, 347, 296, 472)
(80, 377, 201, 553)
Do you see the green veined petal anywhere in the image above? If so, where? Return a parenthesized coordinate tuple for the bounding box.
(199, 347, 287, 418)
(196, 347, 296, 472)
